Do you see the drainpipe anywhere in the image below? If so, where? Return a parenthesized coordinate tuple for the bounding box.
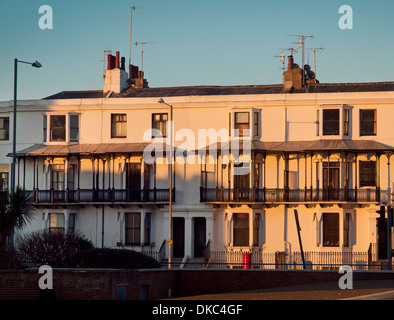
(102, 205, 105, 248)
(285, 240, 292, 265)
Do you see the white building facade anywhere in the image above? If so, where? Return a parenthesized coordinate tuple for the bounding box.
(1, 52, 393, 268)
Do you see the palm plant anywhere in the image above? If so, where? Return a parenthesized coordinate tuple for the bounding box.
(0, 187, 34, 250)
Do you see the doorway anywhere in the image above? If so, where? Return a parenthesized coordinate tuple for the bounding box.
(126, 163, 141, 201)
(173, 217, 185, 258)
(323, 162, 340, 201)
(194, 217, 206, 258)
(234, 164, 250, 201)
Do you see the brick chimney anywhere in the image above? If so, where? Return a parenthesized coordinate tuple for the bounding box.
(283, 55, 304, 93)
(128, 64, 149, 88)
(104, 51, 129, 94)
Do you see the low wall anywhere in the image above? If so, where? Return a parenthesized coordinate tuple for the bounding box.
(1, 268, 394, 300)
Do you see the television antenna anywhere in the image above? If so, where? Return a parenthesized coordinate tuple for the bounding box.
(129, 6, 145, 66)
(307, 45, 325, 77)
(288, 34, 314, 70)
(101, 48, 112, 78)
(280, 47, 298, 57)
(274, 52, 286, 83)
(134, 41, 157, 73)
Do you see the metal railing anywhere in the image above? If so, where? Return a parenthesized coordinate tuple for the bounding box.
(203, 247, 381, 270)
(28, 188, 175, 204)
(200, 187, 380, 203)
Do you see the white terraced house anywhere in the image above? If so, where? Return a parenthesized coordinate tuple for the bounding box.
(1, 51, 394, 269)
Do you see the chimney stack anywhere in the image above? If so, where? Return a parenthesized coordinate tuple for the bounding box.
(104, 50, 129, 94)
(283, 55, 304, 92)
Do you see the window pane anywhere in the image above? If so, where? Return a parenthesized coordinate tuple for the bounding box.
(68, 213, 76, 233)
(43, 115, 47, 142)
(234, 213, 249, 246)
(360, 110, 376, 136)
(323, 109, 339, 136)
(51, 164, 65, 191)
(152, 113, 168, 137)
(144, 213, 151, 244)
(0, 117, 9, 141)
(50, 213, 65, 231)
(70, 115, 79, 142)
(50, 115, 66, 141)
(0, 173, 8, 191)
(111, 114, 127, 138)
(359, 161, 376, 187)
(235, 112, 250, 137)
(125, 212, 141, 244)
(343, 110, 349, 136)
(254, 112, 259, 136)
(236, 112, 249, 123)
(323, 213, 339, 247)
(253, 213, 260, 246)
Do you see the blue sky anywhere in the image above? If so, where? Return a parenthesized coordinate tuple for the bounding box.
(0, 0, 393, 100)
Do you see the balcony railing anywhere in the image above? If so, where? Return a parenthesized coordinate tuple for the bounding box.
(200, 187, 380, 203)
(27, 188, 175, 204)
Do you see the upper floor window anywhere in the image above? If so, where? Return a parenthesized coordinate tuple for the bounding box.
(69, 115, 79, 142)
(343, 109, 350, 136)
(111, 114, 127, 138)
(45, 114, 79, 143)
(0, 117, 9, 141)
(50, 115, 66, 141)
(234, 112, 250, 137)
(360, 109, 376, 136)
(359, 161, 376, 187)
(323, 109, 340, 136)
(152, 113, 168, 138)
(253, 112, 259, 137)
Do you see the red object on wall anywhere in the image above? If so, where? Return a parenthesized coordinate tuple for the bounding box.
(242, 253, 252, 269)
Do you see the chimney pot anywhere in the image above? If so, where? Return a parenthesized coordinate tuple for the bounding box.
(288, 55, 294, 70)
(115, 51, 120, 69)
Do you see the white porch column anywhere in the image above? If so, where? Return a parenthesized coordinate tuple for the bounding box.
(206, 215, 214, 249)
(141, 210, 146, 246)
(185, 216, 192, 257)
(249, 211, 254, 247)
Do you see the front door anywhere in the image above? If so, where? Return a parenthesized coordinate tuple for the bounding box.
(323, 162, 340, 201)
(126, 163, 141, 201)
(194, 218, 206, 258)
(173, 217, 185, 258)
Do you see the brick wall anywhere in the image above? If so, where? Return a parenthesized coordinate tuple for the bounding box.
(0, 269, 139, 300)
(1, 268, 393, 300)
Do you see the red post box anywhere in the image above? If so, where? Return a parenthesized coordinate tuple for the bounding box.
(242, 253, 253, 269)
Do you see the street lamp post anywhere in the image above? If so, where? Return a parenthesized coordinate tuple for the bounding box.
(12, 59, 42, 193)
(158, 98, 173, 269)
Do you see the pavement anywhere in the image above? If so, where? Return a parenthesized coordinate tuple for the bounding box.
(171, 280, 394, 300)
